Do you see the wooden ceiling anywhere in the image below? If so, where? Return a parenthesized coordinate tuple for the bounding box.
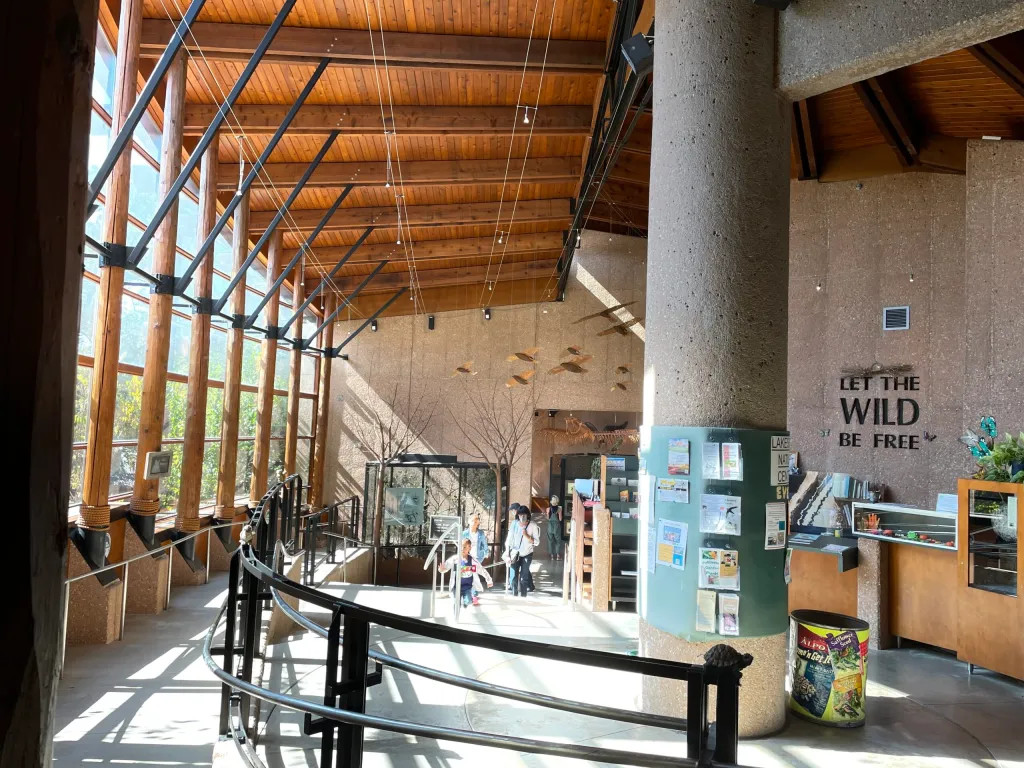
(595, 30, 1024, 238)
(108, 0, 1024, 320)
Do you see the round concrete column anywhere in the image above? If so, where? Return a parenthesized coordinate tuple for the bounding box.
(641, 1, 790, 737)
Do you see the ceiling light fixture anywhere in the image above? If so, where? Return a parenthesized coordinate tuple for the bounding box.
(371, 319, 378, 332)
(816, 281, 823, 292)
(483, 308, 491, 321)
(909, 272, 915, 283)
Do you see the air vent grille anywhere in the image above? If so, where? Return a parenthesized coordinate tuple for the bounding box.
(883, 306, 910, 331)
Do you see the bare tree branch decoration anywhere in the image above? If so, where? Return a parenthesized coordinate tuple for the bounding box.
(349, 382, 437, 561)
(450, 380, 537, 543)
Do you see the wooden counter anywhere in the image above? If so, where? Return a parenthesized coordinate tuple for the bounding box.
(890, 543, 957, 651)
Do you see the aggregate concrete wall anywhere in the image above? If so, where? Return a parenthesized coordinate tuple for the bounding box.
(321, 233, 645, 530)
(787, 144, 1024, 507)
(778, 0, 1024, 99)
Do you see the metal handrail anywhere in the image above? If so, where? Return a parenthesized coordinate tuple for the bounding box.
(203, 602, 707, 768)
(270, 585, 688, 732)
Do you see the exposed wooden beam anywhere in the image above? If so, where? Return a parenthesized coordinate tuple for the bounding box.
(141, 20, 605, 74)
(304, 232, 566, 267)
(791, 99, 819, 180)
(852, 74, 919, 167)
(184, 104, 593, 136)
(815, 136, 965, 183)
(216, 157, 581, 191)
(249, 198, 571, 232)
(606, 152, 650, 185)
(583, 200, 648, 230)
(969, 37, 1024, 101)
(330, 258, 557, 293)
(595, 180, 650, 210)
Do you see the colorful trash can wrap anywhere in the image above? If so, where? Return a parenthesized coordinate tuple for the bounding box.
(788, 610, 869, 727)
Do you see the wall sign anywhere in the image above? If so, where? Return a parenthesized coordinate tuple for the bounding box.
(837, 375, 921, 450)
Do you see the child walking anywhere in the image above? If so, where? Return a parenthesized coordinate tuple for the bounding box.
(439, 538, 493, 607)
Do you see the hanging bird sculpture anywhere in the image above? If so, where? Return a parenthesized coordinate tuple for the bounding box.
(549, 355, 592, 375)
(566, 345, 586, 357)
(615, 364, 631, 375)
(505, 369, 536, 388)
(610, 382, 629, 392)
(451, 361, 477, 377)
(506, 347, 541, 363)
(573, 301, 638, 324)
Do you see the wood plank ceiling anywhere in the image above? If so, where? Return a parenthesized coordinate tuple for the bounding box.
(120, 0, 1024, 319)
(593, 29, 1024, 239)
(130, 0, 616, 319)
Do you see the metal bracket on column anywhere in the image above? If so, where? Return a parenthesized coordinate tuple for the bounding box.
(280, 226, 375, 335)
(231, 314, 247, 329)
(128, 0, 300, 267)
(264, 324, 286, 340)
(99, 243, 130, 268)
(194, 297, 215, 315)
(152, 273, 176, 294)
(175, 57, 332, 295)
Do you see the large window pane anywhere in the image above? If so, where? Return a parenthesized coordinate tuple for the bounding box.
(92, 33, 115, 111)
(157, 444, 184, 511)
(269, 439, 286, 484)
(69, 449, 86, 505)
(201, 442, 221, 504)
(128, 150, 161, 224)
(213, 232, 233, 275)
(236, 442, 254, 497)
(79, 278, 98, 356)
(239, 391, 258, 438)
(241, 339, 261, 386)
(209, 327, 227, 381)
(271, 394, 287, 438)
(244, 287, 264, 318)
(119, 293, 149, 367)
(168, 314, 191, 376)
(301, 354, 318, 393)
(206, 387, 224, 438)
(297, 438, 312, 483)
(274, 346, 290, 391)
(177, 196, 199, 255)
(109, 445, 137, 499)
(113, 372, 144, 441)
(298, 398, 314, 437)
(74, 366, 92, 444)
(163, 380, 188, 439)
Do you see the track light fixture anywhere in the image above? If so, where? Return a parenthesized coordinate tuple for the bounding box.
(909, 272, 915, 283)
(428, 315, 435, 330)
(371, 319, 378, 332)
(816, 281, 823, 292)
(483, 308, 491, 321)
(519, 105, 535, 125)
(575, 231, 582, 248)
(497, 231, 505, 244)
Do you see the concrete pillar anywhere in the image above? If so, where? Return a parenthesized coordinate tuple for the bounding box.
(640, 1, 790, 738)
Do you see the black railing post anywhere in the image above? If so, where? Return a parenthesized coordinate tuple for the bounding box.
(703, 644, 751, 765)
(318, 607, 342, 765)
(238, 545, 261, 725)
(338, 614, 370, 768)
(685, 669, 706, 759)
(328, 505, 338, 563)
(219, 550, 241, 735)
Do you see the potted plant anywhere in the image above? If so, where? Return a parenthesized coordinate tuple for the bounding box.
(974, 432, 1024, 483)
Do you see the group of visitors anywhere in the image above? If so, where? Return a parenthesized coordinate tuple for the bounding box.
(438, 496, 563, 608)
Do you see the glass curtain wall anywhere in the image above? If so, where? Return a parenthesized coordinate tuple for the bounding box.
(71, 27, 321, 520)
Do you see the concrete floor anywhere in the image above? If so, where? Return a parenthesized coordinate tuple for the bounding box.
(54, 558, 1024, 768)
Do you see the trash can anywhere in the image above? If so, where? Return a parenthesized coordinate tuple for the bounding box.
(788, 610, 869, 727)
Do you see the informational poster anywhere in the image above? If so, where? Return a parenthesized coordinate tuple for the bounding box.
(428, 514, 462, 542)
(764, 501, 787, 549)
(657, 519, 688, 569)
(721, 442, 743, 480)
(384, 487, 426, 526)
(700, 494, 742, 535)
(698, 548, 739, 590)
(607, 456, 626, 471)
(702, 442, 721, 480)
(657, 478, 690, 504)
(718, 593, 740, 636)
(770, 435, 792, 486)
(695, 590, 717, 632)
(667, 438, 690, 475)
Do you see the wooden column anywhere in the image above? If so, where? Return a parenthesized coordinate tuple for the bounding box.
(309, 294, 336, 508)
(283, 254, 305, 477)
(129, 51, 187, 533)
(79, 0, 143, 543)
(250, 230, 284, 502)
(176, 135, 219, 532)
(215, 191, 250, 519)
(4, 0, 96, 756)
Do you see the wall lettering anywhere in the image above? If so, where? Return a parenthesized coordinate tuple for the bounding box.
(837, 375, 921, 450)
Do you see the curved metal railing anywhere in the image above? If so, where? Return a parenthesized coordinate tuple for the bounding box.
(206, 477, 750, 768)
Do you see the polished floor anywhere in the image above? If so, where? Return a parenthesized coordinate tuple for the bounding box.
(54, 558, 1024, 768)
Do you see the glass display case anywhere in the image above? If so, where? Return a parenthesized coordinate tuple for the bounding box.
(967, 488, 1018, 597)
(851, 502, 957, 550)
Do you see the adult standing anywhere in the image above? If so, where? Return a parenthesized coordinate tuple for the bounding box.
(504, 506, 539, 597)
(546, 495, 563, 561)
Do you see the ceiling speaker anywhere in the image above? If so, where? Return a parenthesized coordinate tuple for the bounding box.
(620, 34, 654, 78)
